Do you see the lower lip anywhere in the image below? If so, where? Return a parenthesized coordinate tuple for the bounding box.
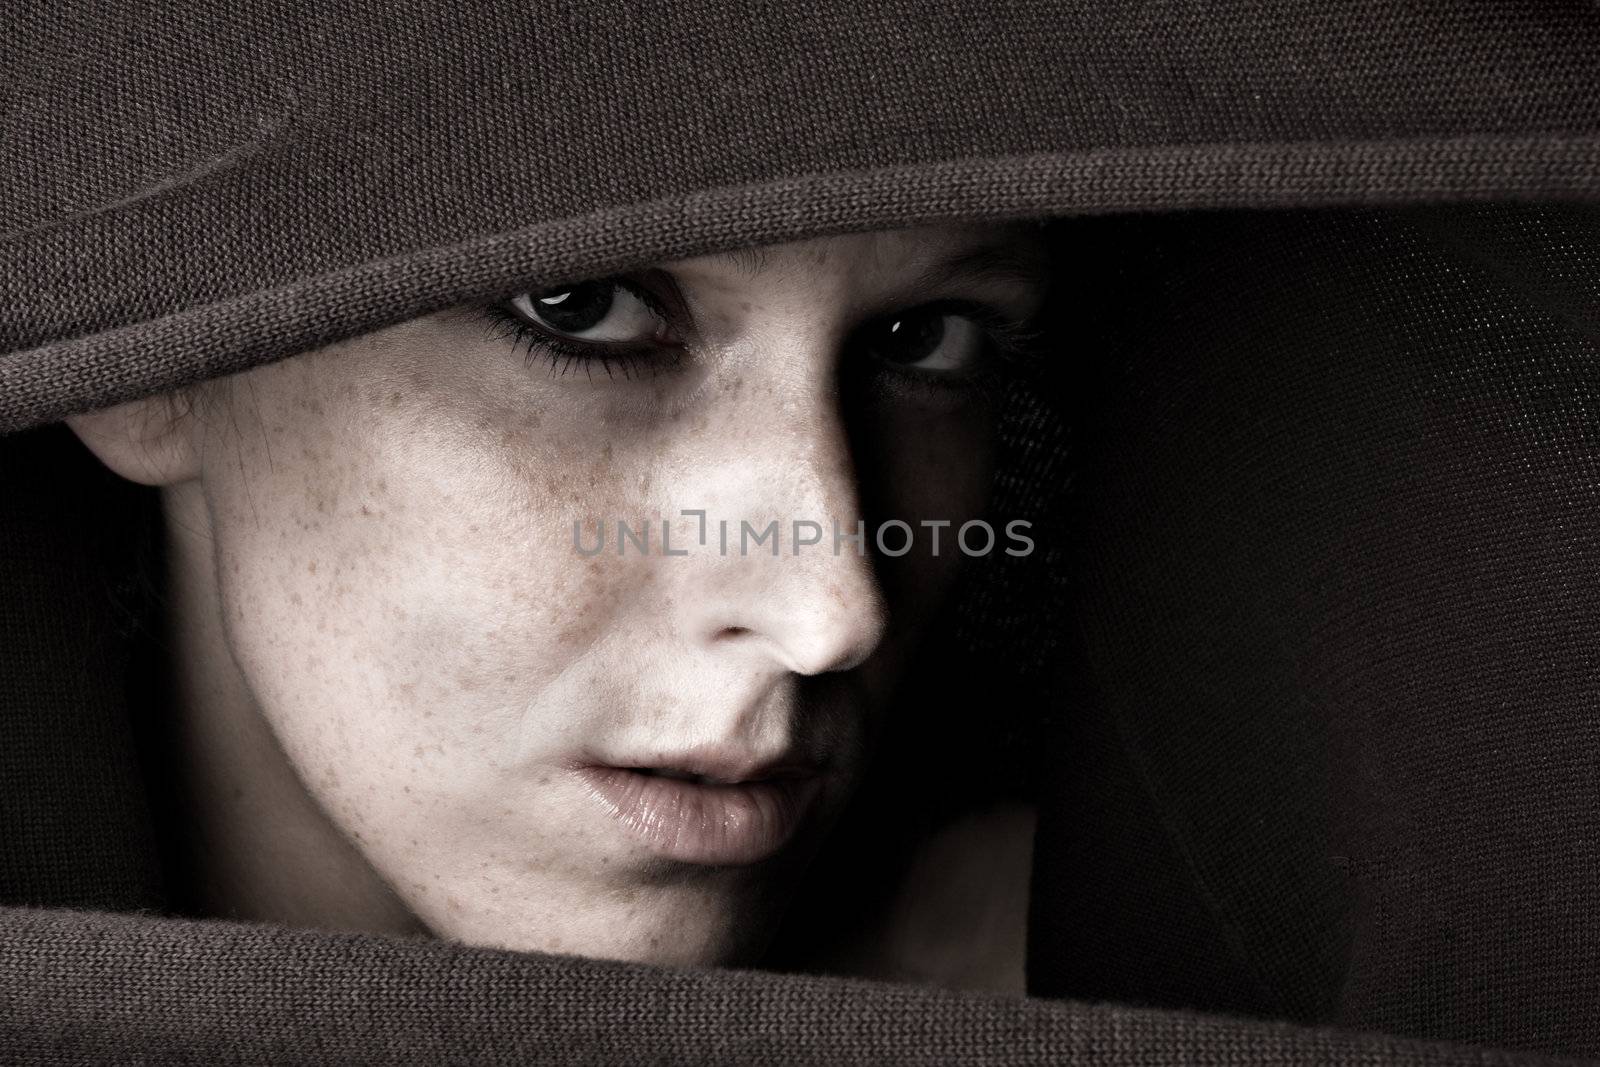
(576, 766, 823, 866)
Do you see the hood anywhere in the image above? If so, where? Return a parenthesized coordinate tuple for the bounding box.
(5, 2, 1600, 1063)
(7, 2, 1600, 431)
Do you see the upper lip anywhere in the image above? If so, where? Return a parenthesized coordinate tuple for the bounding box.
(587, 747, 822, 785)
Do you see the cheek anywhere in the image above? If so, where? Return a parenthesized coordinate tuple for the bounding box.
(196, 359, 653, 865)
(854, 397, 997, 606)
(875, 402, 995, 514)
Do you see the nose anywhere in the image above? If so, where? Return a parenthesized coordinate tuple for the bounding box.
(668, 376, 890, 677)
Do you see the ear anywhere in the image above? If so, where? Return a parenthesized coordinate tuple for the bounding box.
(64, 391, 202, 487)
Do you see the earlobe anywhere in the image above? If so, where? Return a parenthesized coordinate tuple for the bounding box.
(64, 392, 202, 487)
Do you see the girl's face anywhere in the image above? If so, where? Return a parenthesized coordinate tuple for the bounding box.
(94, 223, 1049, 965)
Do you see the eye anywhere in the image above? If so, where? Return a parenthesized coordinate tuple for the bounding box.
(853, 304, 991, 375)
(508, 279, 668, 345)
(844, 298, 1046, 404)
(483, 275, 687, 380)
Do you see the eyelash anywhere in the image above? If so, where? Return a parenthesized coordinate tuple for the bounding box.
(478, 279, 680, 382)
(871, 298, 1047, 401)
(474, 282, 1046, 396)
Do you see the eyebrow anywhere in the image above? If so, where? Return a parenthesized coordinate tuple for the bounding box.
(909, 240, 1052, 296)
(722, 244, 771, 278)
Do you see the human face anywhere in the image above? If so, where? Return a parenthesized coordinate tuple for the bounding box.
(158, 222, 1050, 965)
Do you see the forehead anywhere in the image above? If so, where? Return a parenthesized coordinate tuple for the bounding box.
(662, 222, 1048, 291)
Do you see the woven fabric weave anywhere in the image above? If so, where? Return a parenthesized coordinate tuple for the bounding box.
(7, 2, 1600, 1063)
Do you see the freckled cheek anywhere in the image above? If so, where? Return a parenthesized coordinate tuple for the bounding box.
(218, 407, 662, 749)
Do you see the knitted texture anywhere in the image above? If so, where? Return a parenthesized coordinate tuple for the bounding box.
(8, 2, 1600, 1064)
(0, 907, 1577, 1066)
(5, 2, 1600, 430)
(1029, 203, 1600, 1056)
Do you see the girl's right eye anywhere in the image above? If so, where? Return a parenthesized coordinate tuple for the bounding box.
(509, 280, 670, 345)
(483, 276, 687, 379)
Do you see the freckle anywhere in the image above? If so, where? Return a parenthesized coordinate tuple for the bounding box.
(361, 504, 373, 516)
(308, 560, 318, 574)
(388, 391, 402, 407)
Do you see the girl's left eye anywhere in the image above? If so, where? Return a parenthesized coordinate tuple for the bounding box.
(854, 307, 988, 373)
(850, 300, 1037, 383)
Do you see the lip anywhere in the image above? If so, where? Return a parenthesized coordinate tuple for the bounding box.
(575, 754, 824, 866)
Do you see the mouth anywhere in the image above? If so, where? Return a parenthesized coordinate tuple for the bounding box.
(634, 767, 761, 785)
(574, 753, 825, 866)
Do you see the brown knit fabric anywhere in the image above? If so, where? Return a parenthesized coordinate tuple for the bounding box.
(8, 1, 1600, 1063)
(6, 2, 1600, 432)
(0, 907, 1579, 1067)
(1028, 203, 1600, 1057)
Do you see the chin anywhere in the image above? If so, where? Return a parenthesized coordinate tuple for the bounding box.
(427, 877, 787, 969)
(463, 918, 770, 970)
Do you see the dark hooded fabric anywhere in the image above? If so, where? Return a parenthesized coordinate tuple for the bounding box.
(7, 1, 1600, 1063)
(1028, 203, 1600, 1053)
